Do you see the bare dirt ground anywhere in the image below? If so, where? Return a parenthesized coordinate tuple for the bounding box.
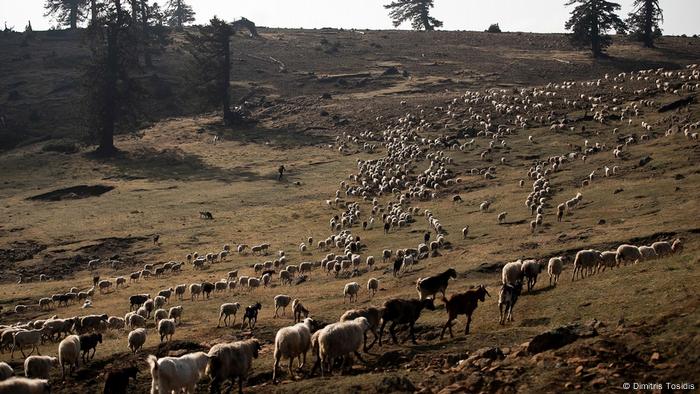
(0, 29, 699, 393)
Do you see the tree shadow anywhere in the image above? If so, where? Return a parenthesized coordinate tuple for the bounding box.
(94, 147, 267, 183)
(209, 123, 335, 149)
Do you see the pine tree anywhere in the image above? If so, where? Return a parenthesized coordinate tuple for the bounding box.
(84, 0, 141, 156)
(627, 0, 663, 48)
(384, 0, 443, 31)
(44, 0, 89, 29)
(565, 0, 627, 57)
(165, 0, 195, 31)
(185, 17, 236, 125)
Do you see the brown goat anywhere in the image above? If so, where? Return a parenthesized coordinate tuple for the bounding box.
(440, 285, 490, 339)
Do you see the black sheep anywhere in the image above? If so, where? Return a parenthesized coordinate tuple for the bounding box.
(242, 302, 262, 329)
(103, 366, 138, 394)
(79, 332, 102, 363)
(201, 282, 215, 299)
(379, 298, 435, 345)
(440, 285, 490, 338)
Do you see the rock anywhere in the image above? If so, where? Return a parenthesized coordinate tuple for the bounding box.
(639, 156, 653, 167)
(575, 365, 584, 375)
(320, 93, 332, 99)
(590, 377, 607, 387)
(473, 347, 505, 360)
(527, 323, 598, 354)
(382, 66, 400, 76)
(377, 376, 416, 393)
(650, 352, 660, 363)
(597, 219, 606, 225)
(613, 188, 624, 194)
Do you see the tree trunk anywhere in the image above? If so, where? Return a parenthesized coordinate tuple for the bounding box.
(643, 0, 654, 48)
(97, 27, 119, 156)
(176, 0, 183, 30)
(590, 5, 601, 57)
(90, 0, 97, 24)
(222, 35, 232, 125)
(70, 2, 78, 29)
(140, 0, 152, 66)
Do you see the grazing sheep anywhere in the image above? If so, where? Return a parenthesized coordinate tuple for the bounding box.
(217, 303, 241, 328)
(572, 249, 602, 280)
(168, 306, 183, 324)
(416, 268, 457, 300)
(616, 244, 642, 266)
(202, 282, 215, 299)
(547, 257, 564, 286)
(206, 339, 261, 394)
(227, 271, 238, 281)
(58, 335, 81, 377)
(158, 288, 174, 301)
(598, 251, 617, 272)
(78, 333, 102, 363)
(367, 278, 379, 298)
(501, 260, 524, 285)
(103, 366, 138, 394)
(272, 318, 314, 382)
(292, 299, 309, 323)
(339, 307, 381, 352)
(147, 352, 210, 394)
(23, 356, 57, 379)
(0, 362, 13, 381)
(521, 259, 543, 291)
(241, 303, 262, 329)
(174, 285, 187, 300)
(127, 328, 147, 353)
(392, 257, 404, 277)
(497, 212, 507, 224)
(11, 328, 49, 358)
(158, 319, 176, 343)
(379, 298, 436, 346)
(98, 280, 112, 294)
(671, 238, 683, 254)
(440, 285, 490, 338)
(639, 245, 658, 261)
(107, 316, 125, 330)
(366, 256, 375, 270)
(128, 294, 150, 311)
(127, 313, 146, 329)
(274, 295, 292, 318)
(382, 249, 391, 263)
(279, 270, 292, 286)
(190, 284, 202, 301)
(498, 280, 524, 324)
(318, 317, 370, 376)
(343, 282, 361, 303)
(462, 225, 469, 239)
(153, 309, 168, 324)
(651, 241, 673, 258)
(0, 377, 50, 394)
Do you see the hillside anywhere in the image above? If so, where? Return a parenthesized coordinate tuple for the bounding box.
(0, 29, 699, 394)
(1, 28, 699, 149)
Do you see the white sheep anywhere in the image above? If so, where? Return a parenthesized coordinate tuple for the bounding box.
(0, 361, 13, 381)
(343, 282, 361, 303)
(318, 317, 370, 376)
(501, 261, 524, 285)
(190, 284, 202, 301)
(158, 319, 176, 342)
(175, 284, 187, 300)
(638, 245, 658, 261)
(616, 244, 642, 266)
(98, 280, 112, 294)
(0, 377, 50, 394)
(598, 251, 617, 272)
(217, 303, 241, 327)
(547, 257, 564, 286)
(272, 318, 314, 382)
(572, 249, 602, 281)
(127, 313, 146, 329)
(366, 256, 375, 270)
(58, 334, 81, 377)
(367, 278, 379, 298)
(11, 329, 47, 358)
(107, 316, 125, 330)
(497, 212, 507, 224)
(127, 328, 147, 353)
(650, 241, 673, 257)
(23, 356, 57, 379)
(462, 225, 470, 239)
(521, 259, 542, 291)
(247, 277, 261, 290)
(206, 339, 260, 394)
(274, 295, 292, 318)
(153, 309, 168, 324)
(147, 352, 210, 394)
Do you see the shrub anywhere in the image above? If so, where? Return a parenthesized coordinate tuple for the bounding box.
(42, 139, 80, 154)
(487, 23, 502, 33)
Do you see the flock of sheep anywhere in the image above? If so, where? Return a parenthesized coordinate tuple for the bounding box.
(1, 63, 698, 393)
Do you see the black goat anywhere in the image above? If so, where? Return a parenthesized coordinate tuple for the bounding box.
(499, 280, 523, 325)
(79, 332, 102, 363)
(201, 282, 215, 299)
(103, 366, 138, 394)
(392, 257, 404, 277)
(440, 285, 490, 339)
(416, 268, 457, 300)
(242, 302, 262, 329)
(129, 294, 150, 311)
(379, 298, 435, 346)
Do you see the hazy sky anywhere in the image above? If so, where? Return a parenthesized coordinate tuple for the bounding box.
(1, 0, 698, 35)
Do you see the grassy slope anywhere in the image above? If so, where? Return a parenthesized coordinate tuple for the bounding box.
(0, 30, 698, 393)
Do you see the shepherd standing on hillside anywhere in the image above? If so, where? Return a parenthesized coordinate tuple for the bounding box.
(278, 165, 286, 181)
